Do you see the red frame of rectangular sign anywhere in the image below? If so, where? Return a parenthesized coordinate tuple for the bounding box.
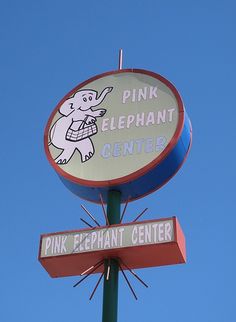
(38, 217, 186, 278)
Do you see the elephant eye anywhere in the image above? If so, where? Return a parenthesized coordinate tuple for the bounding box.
(69, 103, 73, 109)
(83, 97, 87, 102)
(89, 96, 92, 101)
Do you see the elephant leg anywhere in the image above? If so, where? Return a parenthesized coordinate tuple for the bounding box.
(54, 146, 76, 164)
(76, 138, 94, 163)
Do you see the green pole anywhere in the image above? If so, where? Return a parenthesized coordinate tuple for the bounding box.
(102, 190, 121, 322)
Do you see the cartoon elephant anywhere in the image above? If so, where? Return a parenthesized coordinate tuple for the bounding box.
(49, 86, 113, 164)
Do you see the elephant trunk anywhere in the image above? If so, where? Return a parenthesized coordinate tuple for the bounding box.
(92, 88, 110, 107)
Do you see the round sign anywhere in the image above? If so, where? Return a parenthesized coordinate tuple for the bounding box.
(45, 69, 192, 203)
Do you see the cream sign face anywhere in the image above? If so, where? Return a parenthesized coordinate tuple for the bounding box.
(40, 219, 174, 257)
(45, 69, 191, 202)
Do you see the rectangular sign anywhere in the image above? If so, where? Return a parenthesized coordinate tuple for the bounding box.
(39, 217, 186, 278)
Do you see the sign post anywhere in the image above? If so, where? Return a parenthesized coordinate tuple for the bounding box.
(103, 257, 119, 322)
(102, 190, 120, 322)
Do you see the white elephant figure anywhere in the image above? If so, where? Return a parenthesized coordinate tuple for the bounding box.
(49, 86, 113, 164)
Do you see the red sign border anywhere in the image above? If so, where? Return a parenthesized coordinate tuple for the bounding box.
(44, 69, 184, 188)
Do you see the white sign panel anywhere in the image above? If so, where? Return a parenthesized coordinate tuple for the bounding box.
(41, 219, 174, 257)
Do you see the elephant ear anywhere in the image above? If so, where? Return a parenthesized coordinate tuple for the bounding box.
(59, 98, 75, 116)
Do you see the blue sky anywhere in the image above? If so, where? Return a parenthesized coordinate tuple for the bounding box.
(1, 1, 235, 321)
